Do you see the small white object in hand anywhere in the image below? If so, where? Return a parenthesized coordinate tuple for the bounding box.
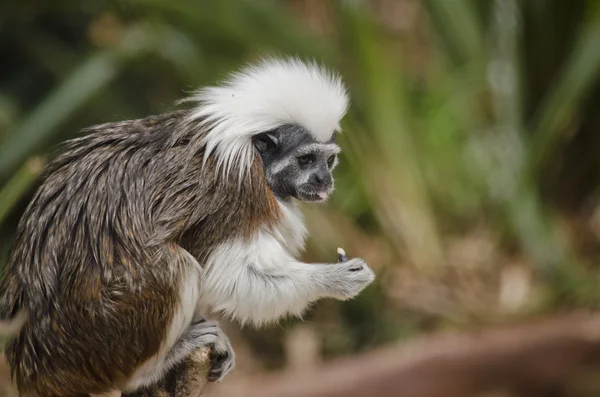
(337, 247, 348, 262)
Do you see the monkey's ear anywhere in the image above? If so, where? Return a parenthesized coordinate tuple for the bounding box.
(252, 133, 277, 153)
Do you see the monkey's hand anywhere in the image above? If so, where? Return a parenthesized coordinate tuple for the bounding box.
(327, 257, 375, 300)
(167, 319, 235, 383)
(327, 258, 375, 300)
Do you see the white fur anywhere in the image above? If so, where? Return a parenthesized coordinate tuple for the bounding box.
(186, 58, 349, 180)
(196, 196, 374, 326)
(197, 200, 323, 326)
(269, 199, 307, 257)
(123, 250, 200, 391)
(295, 142, 341, 157)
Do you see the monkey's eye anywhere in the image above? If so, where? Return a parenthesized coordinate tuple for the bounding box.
(327, 155, 336, 168)
(253, 133, 277, 153)
(297, 154, 315, 166)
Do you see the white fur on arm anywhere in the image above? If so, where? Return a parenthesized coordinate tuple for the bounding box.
(198, 232, 320, 326)
(198, 231, 372, 327)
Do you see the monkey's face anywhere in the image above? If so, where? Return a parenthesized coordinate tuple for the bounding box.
(252, 124, 340, 203)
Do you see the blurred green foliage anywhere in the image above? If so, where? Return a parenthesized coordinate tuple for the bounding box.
(1, 0, 600, 367)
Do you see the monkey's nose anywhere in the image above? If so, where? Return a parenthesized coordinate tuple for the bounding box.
(310, 173, 324, 185)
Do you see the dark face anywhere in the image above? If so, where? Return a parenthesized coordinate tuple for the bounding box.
(252, 124, 340, 202)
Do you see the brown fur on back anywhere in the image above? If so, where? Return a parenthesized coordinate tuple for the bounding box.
(0, 110, 280, 396)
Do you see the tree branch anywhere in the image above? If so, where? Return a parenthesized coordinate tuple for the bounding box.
(122, 347, 211, 397)
(204, 312, 600, 397)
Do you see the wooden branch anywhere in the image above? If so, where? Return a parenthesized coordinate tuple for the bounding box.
(122, 347, 211, 397)
(204, 312, 600, 397)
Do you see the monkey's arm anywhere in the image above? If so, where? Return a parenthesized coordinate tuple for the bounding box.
(201, 236, 374, 326)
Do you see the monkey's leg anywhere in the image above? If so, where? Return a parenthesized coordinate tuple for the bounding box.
(162, 318, 235, 382)
(121, 346, 211, 397)
(122, 319, 233, 397)
(120, 246, 219, 394)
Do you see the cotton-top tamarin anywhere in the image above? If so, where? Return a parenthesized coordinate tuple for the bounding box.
(0, 58, 375, 396)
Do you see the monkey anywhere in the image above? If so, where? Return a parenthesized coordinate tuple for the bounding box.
(0, 57, 375, 396)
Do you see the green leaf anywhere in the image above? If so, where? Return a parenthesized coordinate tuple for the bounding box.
(528, 6, 600, 175)
(0, 24, 157, 180)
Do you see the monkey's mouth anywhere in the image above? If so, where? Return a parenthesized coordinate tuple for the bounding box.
(297, 189, 330, 202)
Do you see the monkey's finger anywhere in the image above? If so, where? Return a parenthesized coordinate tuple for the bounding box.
(337, 247, 348, 263)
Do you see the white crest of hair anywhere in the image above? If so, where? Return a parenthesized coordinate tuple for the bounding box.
(186, 57, 349, 180)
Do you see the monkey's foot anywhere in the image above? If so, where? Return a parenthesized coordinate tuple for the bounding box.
(208, 339, 234, 382)
(184, 319, 235, 382)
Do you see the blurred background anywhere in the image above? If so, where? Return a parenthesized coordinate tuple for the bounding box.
(1, 0, 600, 396)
